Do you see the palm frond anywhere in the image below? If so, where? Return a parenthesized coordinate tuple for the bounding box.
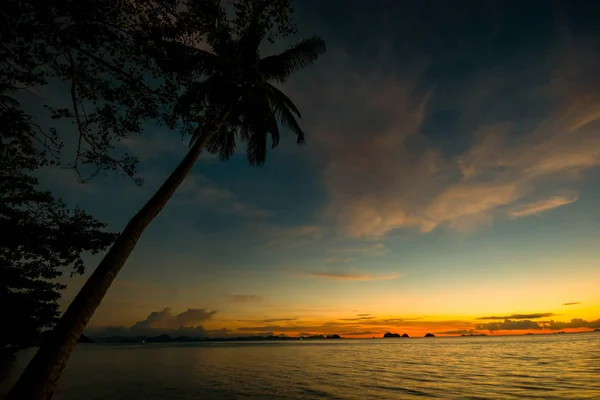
(266, 83, 301, 117)
(265, 84, 305, 144)
(205, 122, 237, 161)
(0, 94, 20, 109)
(0, 85, 20, 109)
(263, 94, 280, 148)
(259, 36, 326, 84)
(246, 125, 267, 166)
(275, 102, 305, 145)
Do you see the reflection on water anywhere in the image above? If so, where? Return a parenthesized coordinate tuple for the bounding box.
(2, 333, 600, 399)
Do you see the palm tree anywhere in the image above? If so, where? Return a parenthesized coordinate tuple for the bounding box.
(7, 13, 325, 400)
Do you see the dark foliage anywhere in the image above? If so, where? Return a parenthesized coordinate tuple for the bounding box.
(171, 6, 325, 166)
(0, 0, 298, 182)
(0, 91, 116, 351)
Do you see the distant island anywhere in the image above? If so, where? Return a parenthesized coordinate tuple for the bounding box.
(595, 329, 600, 332)
(461, 333, 487, 337)
(424, 333, 435, 337)
(383, 332, 409, 338)
(91, 334, 343, 343)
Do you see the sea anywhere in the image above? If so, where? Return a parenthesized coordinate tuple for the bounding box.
(2, 333, 599, 399)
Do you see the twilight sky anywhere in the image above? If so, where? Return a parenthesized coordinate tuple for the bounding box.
(43, 0, 600, 337)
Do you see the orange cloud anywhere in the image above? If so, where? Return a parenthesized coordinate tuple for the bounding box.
(508, 195, 578, 218)
(309, 43, 600, 238)
(306, 272, 400, 281)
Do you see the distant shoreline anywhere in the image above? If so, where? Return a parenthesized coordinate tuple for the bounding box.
(86, 330, 598, 344)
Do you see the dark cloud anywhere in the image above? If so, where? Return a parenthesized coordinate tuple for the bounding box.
(227, 294, 262, 303)
(476, 313, 555, 320)
(356, 314, 371, 317)
(476, 318, 600, 332)
(89, 308, 216, 337)
(544, 319, 600, 330)
(436, 329, 476, 335)
(340, 331, 377, 336)
(258, 318, 298, 323)
(563, 302, 581, 306)
(131, 308, 215, 330)
(476, 319, 543, 332)
(339, 316, 376, 321)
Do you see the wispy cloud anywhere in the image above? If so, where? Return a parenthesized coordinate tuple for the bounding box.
(338, 316, 376, 321)
(509, 196, 578, 218)
(306, 272, 400, 281)
(563, 302, 582, 306)
(174, 174, 269, 219)
(476, 313, 556, 320)
(300, 42, 600, 239)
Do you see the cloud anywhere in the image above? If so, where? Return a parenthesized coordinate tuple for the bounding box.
(508, 196, 578, 218)
(424, 183, 523, 232)
(338, 316, 376, 321)
(544, 319, 600, 330)
(258, 318, 298, 323)
(476, 319, 543, 332)
(227, 294, 262, 303)
(356, 314, 372, 317)
(476, 318, 600, 332)
(130, 308, 215, 330)
(173, 174, 269, 219)
(476, 313, 556, 320)
(306, 272, 400, 281)
(89, 308, 216, 337)
(339, 243, 387, 256)
(563, 302, 581, 306)
(300, 41, 600, 239)
(436, 329, 475, 335)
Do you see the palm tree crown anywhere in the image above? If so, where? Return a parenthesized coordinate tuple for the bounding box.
(168, 20, 326, 166)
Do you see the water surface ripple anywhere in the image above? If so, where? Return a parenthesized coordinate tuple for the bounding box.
(3, 333, 599, 399)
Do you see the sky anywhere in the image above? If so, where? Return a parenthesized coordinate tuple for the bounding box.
(36, 0, 600, 338)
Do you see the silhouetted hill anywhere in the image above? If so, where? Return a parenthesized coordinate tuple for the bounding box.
(383, 332, 401, 338)
(78, 334, 94, 343)
(424, 333, 435, 337)
(402, 333, 409, 338)
(594, 328, 600, 332)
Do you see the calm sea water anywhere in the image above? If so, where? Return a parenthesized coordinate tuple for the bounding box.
(2, 333, 600, 399)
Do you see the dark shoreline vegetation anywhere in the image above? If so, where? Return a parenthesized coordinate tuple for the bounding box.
(79, 330, 599, 344)
(90, 334, 343, 343)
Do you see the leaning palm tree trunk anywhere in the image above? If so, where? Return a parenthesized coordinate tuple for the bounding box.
(7, 136, 209, 400)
